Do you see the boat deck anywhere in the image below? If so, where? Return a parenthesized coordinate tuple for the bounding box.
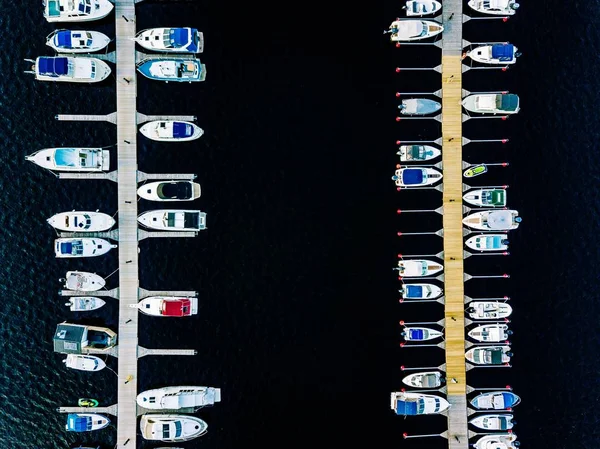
(441, 0, 469, 448)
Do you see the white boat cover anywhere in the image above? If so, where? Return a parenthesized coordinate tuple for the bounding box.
(476, 95, 496, 110)
(396, 21, 424, 39)
(486, 210, 513, 230)
(490, 0, 510, 8)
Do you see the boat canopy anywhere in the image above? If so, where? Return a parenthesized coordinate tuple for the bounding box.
(407, 328, 425, 339)
(495, 416, 510, 429)
(158, 182, 192, 199)
(420, 373, 440, 388)
(405, 285, 423, 297)
(486, 236, 504, 248)
(489, 348, 505, 364)
(396, 21, 424, 38)
(486, 210, 513, 229)
(39, 57, 69, 76)
(402, 168, 425, 185)
(483, 190, 505, 205)
(173, 122, 193, 138)
(496, 392, 516, 407)
(55, 149, 78, 167)
(61, 241, 83, 255)
(395, 398, 419, 415)
(67, 415, 92, 431)
(184, 212, 199, 228)
(491, 44, 514, 61)
(497, 94, 519, 111)
(162, 299, 191, 317)
(55, 31, 72, 47)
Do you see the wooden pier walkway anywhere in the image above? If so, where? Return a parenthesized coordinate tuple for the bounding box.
(58, 170, 196, 182)
(55, 113, 196, 125)
(440, 0, 469, 448)
(57, 229, 198, 240)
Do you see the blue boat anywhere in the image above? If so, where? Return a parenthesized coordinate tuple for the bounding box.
(65, 413, 110, 432)
(390, 391, 450, 415)
(470, 391, 521, 410)
(137, 58, 206, 82)
(135, 27, 204, 53)
(399, 98, 441, 115)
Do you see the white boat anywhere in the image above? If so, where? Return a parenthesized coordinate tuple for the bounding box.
(386, 20, 443, 41)
(66, 297, 106, 311)
(134, 27, 204, 53)
(137, 386, 221, 410)
(139, 121, 204, 142)
(463, 189, 506, 207)
(471, 391, 521, 409)
(132, 296, 198, 317)
(137, 210, 207, 231)
(44, 0, 114, 22)
(399, 98, 441, 115)
(392, 167, 442, 187)
(468, 324, 511, 342)
(66, 413, 110, 432)
(466, 345, 512, 365)
(467, 301, 512, 320)
(62, 271, 106, 291)
(402, 371, 444, 388)
(402, 326, 443, 341)
(137, 181, 201, 202)
(463, 210, 521, 231)
(140, 414, 208, 441)
(390, 391, 449, 415)
(26, 148, 109, 172)
(474, 434, 518, 449)
(400, 283, 442, 299)
(397, 145, 441, 162)
(404, 0, 442, 16)
(469, 414, 515, 430)
(465, 234, 509, 252)
(468, 0, 520, 15)
(54, 238, 117, 258)
(26, 56, 111, 83)
(465, 43, 520, 65)
(397, 259, 443, 277)
(462, 94, 520, 115)
(63, 353, 106, 371)
(47, 211, 115, 232)
(137, 58, 206, 82)
(46, 30, 111, 53)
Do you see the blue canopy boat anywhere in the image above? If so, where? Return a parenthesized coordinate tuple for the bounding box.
(390, 391, 450, 415)
(66, 413, 110, 432)
(466, 43, 520, 65)
(470, 391, 521, 410)
(399, 98, 441, 115)
(137, 58, 206, 82)
(135, 27, 204, 53)
(392, 167, 442, 188)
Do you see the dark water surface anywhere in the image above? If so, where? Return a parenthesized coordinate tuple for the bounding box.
(0, 0, 599, 448)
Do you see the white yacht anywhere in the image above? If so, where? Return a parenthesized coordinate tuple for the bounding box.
(466, 345, 512, 365)
(63, 353, 106, 371)
(43, 0, 114, 22)
(139, 121, 204, 142)
(137, 386, 221, 410)
(465, 234, 509, 252)
(469, 413, 515, 431)
(140, 415, 208, 442)
(66, 297, 106, 311)
(134, 28, 204, 53)
(465, 43, 520, 65)
(467, 301, 513, 320)
(54, 238, 117, 258)
(26, 148, 109, 172)
(132, 296, 198, 317)
(62, 271, 106, 291)
(463, 210, 521, 231)
(462, 93, 520, 115)
(404, 0, 442, 16)
(468, 324, 511, 342)
(392, 167, 442, 188)
(138, 210, 206, 231)
(26, 56, 111, 83)
(474, 434, 518, 449)
(402, 371, 444, 388)
(468, 0, 520, 15)
(397, 145, 441, 162)
(399, 283, 442, 300)
(66, 413, 110, 432)
(137, 181, 201, 202)
(137, 58, 206, 82)
(46, 30, 111, 53)
(397, 259, 443, 277)
(386, 20, 443, 41)
(47, 211, 115, 232)
(390, 391, 449, 415)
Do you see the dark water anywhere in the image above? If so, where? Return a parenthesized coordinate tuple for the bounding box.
(1, 0, 599, 448)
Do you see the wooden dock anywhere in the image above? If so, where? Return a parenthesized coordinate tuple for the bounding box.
(441, 0, 469, 448)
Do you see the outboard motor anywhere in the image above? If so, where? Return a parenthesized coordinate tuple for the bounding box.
(511, 3, 520, 10)
(507, 330, 514, 335)
(511, 419, 517, 425)
(506, 351, 514, 357)
(467, 307, 475, 313)
(515, 52, 522, 58)
(514, 441, 521, 447)
(515, 217, 522, 223)
(501, 239, 510, 245)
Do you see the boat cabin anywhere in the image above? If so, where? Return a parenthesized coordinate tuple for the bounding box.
(53, 322, 117, 354)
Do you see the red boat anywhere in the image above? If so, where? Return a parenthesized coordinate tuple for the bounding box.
(133, 296, 198, 317)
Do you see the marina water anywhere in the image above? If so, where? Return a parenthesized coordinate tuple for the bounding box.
(0, 0, 598, 448)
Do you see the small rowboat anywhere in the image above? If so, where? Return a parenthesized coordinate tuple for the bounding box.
(78, 398, 99, 407)
(464, 164, 487, 178)
(397, 259, 443, 277)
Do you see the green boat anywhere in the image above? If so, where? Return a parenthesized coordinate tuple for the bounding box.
(463, 189, 506, 207)
(78, 398, 99, 407)
(463, 164, 487, 178)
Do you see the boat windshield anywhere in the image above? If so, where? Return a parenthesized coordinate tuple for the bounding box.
(174, 421, 182, 437)
(420, 261, 428, 275)
(178, 61, 198, 78)
(416, 399, 426, 414)
(78, 0, 92, 15)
